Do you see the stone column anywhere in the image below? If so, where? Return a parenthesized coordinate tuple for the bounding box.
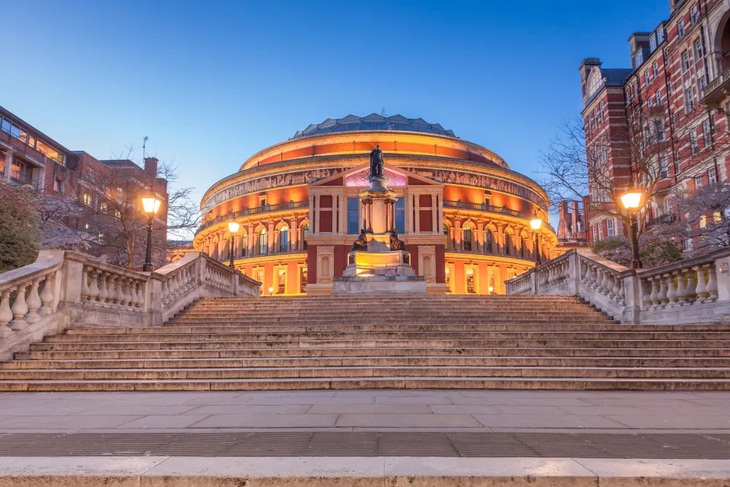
(476, 222, 484, 253)
(454, 220, 462, 250)
(268, 222, 275, 253)
(290, 217, 298, 250)
(432, 194, 438, 235)
(313, 196, 320, 234)
(414, 194, 420, 233)
(247, 225, 255, 255)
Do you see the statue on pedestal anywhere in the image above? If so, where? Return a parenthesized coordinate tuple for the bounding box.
(351, 229, 368, 251)
(369, 145, 384, 180)
(389, 230, 406, 251)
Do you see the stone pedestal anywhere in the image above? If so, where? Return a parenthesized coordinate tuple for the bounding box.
(335, 169, 426, 295)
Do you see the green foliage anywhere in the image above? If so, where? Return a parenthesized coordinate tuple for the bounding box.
(639, 236, 683, 268)
(0, 183, 40, 272)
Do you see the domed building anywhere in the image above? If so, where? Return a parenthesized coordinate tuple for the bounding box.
(194, 114, 556, 295)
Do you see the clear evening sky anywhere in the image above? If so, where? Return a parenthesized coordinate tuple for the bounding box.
(2, 0, 668, 232)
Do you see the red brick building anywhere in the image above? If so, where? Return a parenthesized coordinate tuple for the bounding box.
(580, 0, 730, 247)
(0, 105, 168, 266)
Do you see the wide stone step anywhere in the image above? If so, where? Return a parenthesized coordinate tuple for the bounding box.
(16, 346, 730, 361)
(6, 355, 730, 370)
(2, 366, 730, 381)
(1, 376, 729, 392)
(44, 331, 730, 343)
(28, 338, 730, 351)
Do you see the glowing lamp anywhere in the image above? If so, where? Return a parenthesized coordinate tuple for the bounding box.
(228, 221, 240, 234)
(620, 190, 642, 210)
(530, 216, 542, 231)
(141, 196, 161, 215)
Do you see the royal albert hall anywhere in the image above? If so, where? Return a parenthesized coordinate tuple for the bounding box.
(194, 114, 556, 295)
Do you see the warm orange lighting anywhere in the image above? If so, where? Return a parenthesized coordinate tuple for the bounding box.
(141, 196, 161, 215)
(228, 221, 240, 234)
(530, 215, 542, 231)
(620, 189, 642, 210)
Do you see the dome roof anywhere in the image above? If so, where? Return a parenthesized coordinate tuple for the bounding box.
(292, 114, 457, 139)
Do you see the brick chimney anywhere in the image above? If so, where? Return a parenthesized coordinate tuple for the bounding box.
(144, 157, 158, 177)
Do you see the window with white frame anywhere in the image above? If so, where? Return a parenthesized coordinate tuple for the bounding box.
(678, 19, 686, 37)
(694, 175, 703, 189)
(690, 131, 698, 154)
(645, 70, 651, 85)
(656, 90, 662, 105)
(681, 50, 691, 72)
(659, 155, 669, 179)
(655, 120, 665, 141)
(703, 119, 712, 146)
(607, 218, 615, 237)
(684, 87, 695, 113)
(694, 38, 704, 59)
(709, 167, 718, 184)
(690, 5, 699, 24)
(653, 61, 659, 78)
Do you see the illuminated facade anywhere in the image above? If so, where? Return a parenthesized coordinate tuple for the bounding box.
(194, 114, 556, 295)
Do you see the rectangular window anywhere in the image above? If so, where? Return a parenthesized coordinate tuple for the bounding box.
(653, 61, 659, 78)
(695, 175, 703, 189)
(607, 219, 615, 237)
(655, 120, 665, 141)
(659, 155, 669, 179)
(678, 19, 686, 37)
(700, 214, 707, 228)
(53, 178, 64, 193)
(10, 161, 21, 180)
(681, 50, 691, 72)
(690, 131, 698, 154)
(684, 87, 695, 113)
(650, 33, 657, 51)
(694, 38, 704, 59)
(645, 70, 651, 85)
(347, 197, 359, 234)
(709, 167, 718, 184)
(703, 119, 712, 146)
(82, 193, 92, 206)
(395, 197, 405, 234)
(690, 5, 699, 24)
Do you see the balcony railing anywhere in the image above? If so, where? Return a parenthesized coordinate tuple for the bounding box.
(700, 68, 730, 109)
(199, 200, 309, 233)
(443, 200, 522, 217)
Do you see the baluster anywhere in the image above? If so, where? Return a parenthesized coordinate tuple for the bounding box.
(706, 265, 718, 301)
(10, 284, 29, 330)
(25, 279, 42, 323)
(666, 273, 677, 305)
(38, 273, 55, 316)
(98, 272, 109, 304)
(641, 279, 652, 310)
(685, 269, 697, 303)
(612, 274, 622, 302)
(87, 270, 99, 302)
(106, 276, 116, 305)
(695, 265, 708, 302)
(137, 281, 146, 308)
(649, 277, 659, 308)
(675, 270, 687, 305)
(115, 277, 126, 306)
(120, 278, 131, 307)
(657, 276, 668, 307)
(0, 290, 13, 332)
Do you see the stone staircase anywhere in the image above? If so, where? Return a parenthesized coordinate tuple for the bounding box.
(1, 295, 730, 391)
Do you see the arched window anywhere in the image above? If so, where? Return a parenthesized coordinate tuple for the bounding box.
(520, 236, 526, 258)
(505, 234, 512, 256)
(259, 229, 268, 255)
(300, 224, 309, 250)
(485, 229, 494, 254)
(462, 225, 473, 251)
(279, 226, 289, 252)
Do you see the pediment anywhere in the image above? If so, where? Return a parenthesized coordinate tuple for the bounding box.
(310, 164, 442, 189)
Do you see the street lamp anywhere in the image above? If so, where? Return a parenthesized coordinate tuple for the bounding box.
(141, 195, 162, 272)
(620, 188, 643, 270)
(227, 221, 240, 268)
(530, 213, 543, 266)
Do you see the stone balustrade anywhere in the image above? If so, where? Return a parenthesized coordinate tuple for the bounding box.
(0, 251, 260, 361)
(506, 247, 730, 324)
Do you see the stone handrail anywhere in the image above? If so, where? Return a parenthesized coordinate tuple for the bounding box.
(506, 247, 730, 324)
(0, 251, 260, 361)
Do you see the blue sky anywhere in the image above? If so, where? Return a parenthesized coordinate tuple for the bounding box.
(2, 0, 668, 228)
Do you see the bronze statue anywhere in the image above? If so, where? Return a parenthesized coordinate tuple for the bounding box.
(351, 229, 368, 251)
(369, 145, 384, 180)
(389, 230, 406, 251)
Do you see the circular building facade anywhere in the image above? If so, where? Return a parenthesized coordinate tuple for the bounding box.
(194, 114, 556, 295)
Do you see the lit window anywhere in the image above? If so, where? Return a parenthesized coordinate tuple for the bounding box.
(259, 229, 268, 254)
(100, 202, 108, 212)
(714, 211, 722, 223)
(700, 215, 707, 228)
(82, 193, 92, 206)
(279, 226, 289, 252)
(462, 226, 473, 251)
(465, 267, 476, 294)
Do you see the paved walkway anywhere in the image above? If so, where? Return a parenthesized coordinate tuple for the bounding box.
(1, 390, 730, 485)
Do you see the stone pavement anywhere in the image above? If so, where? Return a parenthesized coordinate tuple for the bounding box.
(1, 389, 730, 485)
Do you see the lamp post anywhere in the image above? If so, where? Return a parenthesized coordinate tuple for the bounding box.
(227, 221, 240, 268)
(620, 188, 643, 270)
(141, 195, 162, 272)
(530, 213, 543, 266)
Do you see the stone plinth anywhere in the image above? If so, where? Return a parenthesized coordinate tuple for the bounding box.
(332, 275, 427, 294)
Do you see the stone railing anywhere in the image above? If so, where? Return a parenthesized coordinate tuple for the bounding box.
(0, 251, 260, 361)
(506, 247, 730, 324)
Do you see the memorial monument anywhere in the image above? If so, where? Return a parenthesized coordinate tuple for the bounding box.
(332, 148, 427, 294)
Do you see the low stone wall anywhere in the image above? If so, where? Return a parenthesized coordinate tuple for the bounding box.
(0, 251, 260, 361)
